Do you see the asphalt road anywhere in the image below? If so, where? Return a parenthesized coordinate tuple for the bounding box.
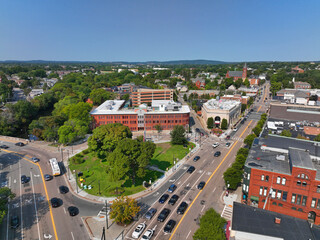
(0, 143, 104, 240)
(126, 83, 270, 240)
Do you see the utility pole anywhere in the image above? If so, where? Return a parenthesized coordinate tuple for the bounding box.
(60, 147, 64, 163)
(101, 227, 106, 240)
(105, 200, 109, 229)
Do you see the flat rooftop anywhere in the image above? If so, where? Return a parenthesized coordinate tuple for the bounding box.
(203, 99, 241, 110)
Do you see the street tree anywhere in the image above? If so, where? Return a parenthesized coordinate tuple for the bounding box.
(109, 196, 140, 225)
(221, 118, 228, 130)
(193, 208, 226, 240)
(314, 134, 320, 142)
(88, 123, 132, 158)
(207, 117, 214, 129)
(223, 166, 243, 190)
(170, 125, 187, 145)
(244, 133, 256, 148)
(252, 126, 262, 137)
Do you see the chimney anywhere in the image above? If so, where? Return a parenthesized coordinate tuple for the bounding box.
(275, 217, 281, 224)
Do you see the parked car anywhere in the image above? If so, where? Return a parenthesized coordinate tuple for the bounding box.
(31, 157, 40, 163)
(68, 206, 79, 216)
(15, 142, 25, 147)
(44, 174, 52, 181)
(177, 202, 188, 215)
(226, 135, 230, 140)
(21, 175, 30, 184)
(193, 156, 200, 162)
(168, 184, 177, 193)
(233, 128, 238, 132)
(157, 208, 170, 222)
(195, 128, 200, 132)
(0, 145, 9, 149)
(226, 142, 231, 147)
(214, 151, 221, 157)
(187, 166, 195, 174)
(145, 208, 157, 220)
(197, 181, 206, 190)
(132, 223, 146, 239)
(50, 198, 60, 208)
(10, 215, 19, 228)
(159, 194, 169, 204)
(168, 194, 179, 205)
(212, 142, 219, 148)
(141, 229, 154, 240)
(59, 186, 69, 194)
(164, 219, 176, 233)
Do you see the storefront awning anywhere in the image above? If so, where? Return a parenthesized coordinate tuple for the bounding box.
(250, 196, 259, 202)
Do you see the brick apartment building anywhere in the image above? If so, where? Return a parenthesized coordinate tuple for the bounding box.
(294, 81, 311, 90)
(131, 88, 174, 106)
(90, 100, 190, 132)
(243, 135, 320, 224)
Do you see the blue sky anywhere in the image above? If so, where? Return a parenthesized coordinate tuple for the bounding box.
(0, 0, 319, 62)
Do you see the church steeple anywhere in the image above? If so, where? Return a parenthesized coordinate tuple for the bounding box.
(242, 63, 247, 79)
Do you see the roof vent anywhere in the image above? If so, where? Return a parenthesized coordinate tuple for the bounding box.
(275, 217, 281, 224)
(276, 155, 285, 161)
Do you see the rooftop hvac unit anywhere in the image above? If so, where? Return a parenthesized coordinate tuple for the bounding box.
(276, 155, 285, 161)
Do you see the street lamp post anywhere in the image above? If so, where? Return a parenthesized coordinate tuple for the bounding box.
(73, 170, 78, 193)
(105, 200, 109, 229)
(67, 150, 70, 180)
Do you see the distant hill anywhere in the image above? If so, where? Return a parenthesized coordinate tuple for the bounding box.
(0, 59, 228, 65)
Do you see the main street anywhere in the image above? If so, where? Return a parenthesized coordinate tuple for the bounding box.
(126, 83, 270, 239)
(0, 143, 104, 240)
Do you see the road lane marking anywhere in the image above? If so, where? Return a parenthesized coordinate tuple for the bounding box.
(19, 161, 24, 240)
(212, 187, 216, 193)
(71, 232, 75, 240)
(30, 171, 41, 240)
(186, 230, 191, 239)
(8, 176, 11, 188)
(201, 205, 205, 212)
(6, 199, 10, 240)
(1, 149, 59, 240)
(63, 207, 66, 214)
(169, 120, 253, 240)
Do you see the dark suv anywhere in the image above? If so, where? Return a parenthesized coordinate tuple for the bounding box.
(177, 202, 188, 215)
(193, 156, 200, 162)
(168, 194, 179, 205)
(157, 208, 170, 222)
(187, 166, 195, 173)
(164, 219, 176, 233)
(159, 194, 169, 204)
(145, 208, 157, 220)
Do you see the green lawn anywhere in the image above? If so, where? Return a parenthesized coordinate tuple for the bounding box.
(69, 141, 195, 196)
(150, 142, 195, 171)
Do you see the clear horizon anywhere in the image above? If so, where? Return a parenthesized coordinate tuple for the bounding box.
(1, 0, 319, 62)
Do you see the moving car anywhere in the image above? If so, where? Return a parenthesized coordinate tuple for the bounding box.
(167, 184, 177, 193)
(21, 175, 30, 184)
(212, 142, 219, 148)
(159, 194, 169, 204)
(187, 166, 195, 174)
(132, 223, 146, 239)
(141, 229, 154, 240)
(0, 145, 9, 149)
(44, 174, 52, 181)
(164, 219, 176, 233)
(233, 128, 238, 132)
(197, 181, 206, 190)
(193, 156, 200, 162)
(32, 157, 40, 163)
(157, 208, 170, 222)
(226, 142, 231, 147)
(168, 194, 179, 205)
(195, 128, 200, 132)
(15, 142, 25, 147)
(145, 208, 157, 220)
(68, 206, 79, 216)
(50, 198, 60, 208)
(177, 202, 188, 215)
(59, 186, 69, 194)
(10, 215, 19, 229)
(214, 151, 221, 157)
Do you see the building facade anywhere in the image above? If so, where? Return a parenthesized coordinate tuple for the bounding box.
(243, 135, 320, 225)
(90, 100, 190, 132)
(225, 63, 247, 81)
(201, 99, 241, 127)
(131, 88, 174, 106)
(294, 81, 311, 90)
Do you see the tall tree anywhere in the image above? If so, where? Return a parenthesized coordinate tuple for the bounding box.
(0, 187, 15, 224)
(110, 196, 140, 225)
(89, 88, 114, 105)
(221, 119, 228, 130)
(207, 117, 214, 129)
(170, 125, 187, 145)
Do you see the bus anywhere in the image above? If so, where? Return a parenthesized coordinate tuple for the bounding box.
(49, 158, 60, 176)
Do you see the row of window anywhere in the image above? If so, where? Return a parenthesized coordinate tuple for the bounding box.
(291, 194, 308, 206)
(145, 120, 187, 124)
(261, 175, 286, 185)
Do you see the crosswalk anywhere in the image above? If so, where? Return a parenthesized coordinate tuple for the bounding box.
(221, 205, 233, 220)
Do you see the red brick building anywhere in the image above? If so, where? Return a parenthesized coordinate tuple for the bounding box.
(90, 100, 190, 132)
(225, 63, 247, 81)
(191, 78, 206, 89)
(243, 135, 320, 224)
(294, 81, 311, 90)
(292, 66, 305, 74)
(131, 88, 173, 106)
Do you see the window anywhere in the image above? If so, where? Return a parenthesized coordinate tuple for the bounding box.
(278, 203, 283, 207)
(282, 178, 286, 185)
(259, 187, 263, 196)
(317, 200, 320, 209)
(272, 202, 277, 205)
(292, 207, 297, 210)
(311, 198, 316, 208)
(297, 195, 302, 205)
(271, 190, 276, 198)
(266, 176, 269, 182)
(248, 173, 250, 180)
(282, 192, 287, 201)
(302, 182, 307, 187)
(317, 185, 320, 193)
(302, 196, 307, 206)
(261, 175, 265, 181)
(277, 190, 282, 200)
(297, 181, 301, 186)
(301, 173, 305, 179)
(264, 187, 267, 197)
(246, 185, 249, 192)
(298, 174, 301, 178)
(306, 175, 309, 179)
(276, 177, 281, 184)
(291, 194, 296, 203)
(243, 184, 246, 191)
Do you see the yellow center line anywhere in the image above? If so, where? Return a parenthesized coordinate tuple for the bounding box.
(169, 120, 253, 240)
(2, 149, 59, 240)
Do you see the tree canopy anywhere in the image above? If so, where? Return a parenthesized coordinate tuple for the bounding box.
(170, 125, 187, 145)
(109, 196, 140, 225)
